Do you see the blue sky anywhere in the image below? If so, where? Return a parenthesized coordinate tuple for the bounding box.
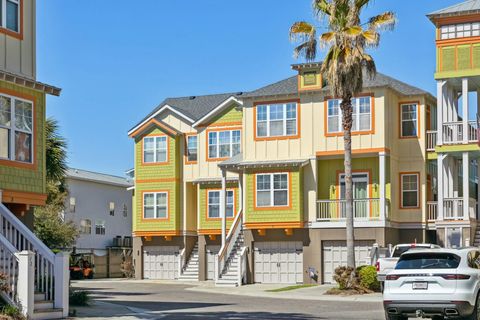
(37, 0, 461, 176)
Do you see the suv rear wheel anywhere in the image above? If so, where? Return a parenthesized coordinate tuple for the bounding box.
(464, 293, 480, 320)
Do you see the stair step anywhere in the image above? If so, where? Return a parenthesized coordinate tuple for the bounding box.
(34, 292, 46, 301)
(34, 301, 54, 310)
(32, 309, 64, 320)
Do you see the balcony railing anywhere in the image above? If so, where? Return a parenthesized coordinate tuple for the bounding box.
(427, 201, 437, 221)
(426, 131, 437, 151)
(442, 121, 478, 144)
(316, 198, 381, 222)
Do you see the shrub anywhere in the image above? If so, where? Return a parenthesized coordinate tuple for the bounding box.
(333, 266, 357, 290)
(1, 305, 25, 320)
(357, 265, 380, 291)
(69, 289, 90, 306)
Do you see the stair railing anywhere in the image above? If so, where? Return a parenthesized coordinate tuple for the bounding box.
(0, 232, 20, 305)
(237, 246, 247, 286)
(178, 248, 186, 277)
(217, 208, 243, 278)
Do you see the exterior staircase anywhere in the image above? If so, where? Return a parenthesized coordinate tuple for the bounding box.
(215, 231, 246, 287)
(32, 292, 63, 320)
(178, 243, 199, 281)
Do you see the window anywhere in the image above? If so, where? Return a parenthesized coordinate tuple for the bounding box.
(208, 130, 241, 159)
(327, 97, 372, 133)
(95, 220, 106, 235)
(143, 136, 167, 163)
(186, 135, 197, 162)
(401, 173, 419, 208)
(80, 219, 91, 234)
(0, 0, 20, 33)
(123, 204, 128, 217)
(109, 202, 115, 216)
(143, 192, 168, 219)
(208, 190, 234, 218)
(440, 22, 480, 40)
(0, 94, 33, 163)
(256, 173, 289, 207)
(256, 102, 298, 138)
(400, 103, 418, 138)
(303, 72, 317, 86)
(69, 197, 76, 213)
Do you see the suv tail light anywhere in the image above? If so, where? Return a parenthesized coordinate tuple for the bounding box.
(386, 274, 401, 281)
(375, 261, 380, 272)
(439, 274, 471, 280)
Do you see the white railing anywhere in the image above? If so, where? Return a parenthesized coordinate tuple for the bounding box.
(316, 198, 381, 221)
(469, 198, 478, 219)
(427, 201, 437, 221)
(442, 121, 478, 144)
(237, 247, 247, 286)
(0, 233, 19, 305)
(178, 248, 186, 277)
(426, 130, 437, 151)
(216, 209, 243, 279)
(0, 202, 68, 317)
(444, 198, 464, 219)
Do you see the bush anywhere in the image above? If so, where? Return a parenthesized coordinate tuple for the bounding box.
(333, 266, 357, 290)
(69, 289, 90, 306)
(357, 265, 380, 291)
(1, 305, 25, 320)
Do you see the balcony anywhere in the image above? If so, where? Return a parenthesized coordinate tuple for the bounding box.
(316, 198, 385, 222)
(443, 121, 477, 144)
(426, 198, 477, 221)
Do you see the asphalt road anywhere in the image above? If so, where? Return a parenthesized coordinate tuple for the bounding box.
(72, 280, 386, 320)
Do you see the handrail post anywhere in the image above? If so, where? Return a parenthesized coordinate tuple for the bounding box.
(16, 251, 34, 319)
(54, 252, 70, 318)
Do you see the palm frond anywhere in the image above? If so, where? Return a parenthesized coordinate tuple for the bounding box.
(362, 30, 379, 45)
(354, 0, 370, 10)
(313, 0, 331, 17)
(320, 31, 335, 43)
(362, 53, 377, 79)
(293, 39, 318, 61)
(289, 21, 316, 41)
(45, 117, 68, 184)
(344, 26, 363, 37)
(369, 12, 396, 31)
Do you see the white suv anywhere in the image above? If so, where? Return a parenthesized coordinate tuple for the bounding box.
(383, 248, 480, 320)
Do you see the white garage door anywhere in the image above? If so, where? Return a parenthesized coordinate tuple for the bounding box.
(322, 240, 374, 284)
(206, 245, 221, 280)
(254, 241, 303, 284)
(143, 246, 179, 280)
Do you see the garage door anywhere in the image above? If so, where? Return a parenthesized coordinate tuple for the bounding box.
(206, 245, 221, 280)
(254, 241, 303, 284)
(322, 240, 374, 284)
(143, 246, 179, 280)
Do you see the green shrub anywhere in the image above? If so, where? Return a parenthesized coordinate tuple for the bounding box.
(1, 304, 25, 320)
(357, 265, 380, 291)
(69, 289, 90, 306)
(333, 266, 357, 290)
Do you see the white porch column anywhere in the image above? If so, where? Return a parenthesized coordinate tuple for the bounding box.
(16, 251, 34, 319)
(463, 152, 470, 220)
(379, 152, 386, 221)
(54, 252, 70, 318)
(220, 170, 227, 248)
(437, 154, 445, 220)
(238, 172, 244, 224)
(463, 78, 469, 143)
(437, 81, 445, 145)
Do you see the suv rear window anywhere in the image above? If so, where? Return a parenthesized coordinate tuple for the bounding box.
(396, 253, 461, 269)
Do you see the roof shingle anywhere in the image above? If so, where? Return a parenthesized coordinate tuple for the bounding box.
(428, 0, 480, 18)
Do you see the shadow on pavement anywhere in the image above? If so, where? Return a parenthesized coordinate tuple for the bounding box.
(105, 300, 230, 312)
(156, 311, 322, 319)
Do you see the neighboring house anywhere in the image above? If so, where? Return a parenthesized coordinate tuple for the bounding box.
(128, 61, 437, 284)
(64, 168, 133, 254)
(0, 0, 68, 318)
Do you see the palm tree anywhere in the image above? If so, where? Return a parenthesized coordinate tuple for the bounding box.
(290, 0, 395, 269)
(45, 117, 68, 185)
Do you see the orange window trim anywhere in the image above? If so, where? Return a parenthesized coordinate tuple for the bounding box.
(197, 121, 243, 129)
(316, 148, 390, 158)
(1, 190, 46, 206)
(253, 99, 301, 141)
(436, 14, 480, 27)
(184, 133, 198, 165)
(253, 171, 293, 211)
(0, 0, 23, 40)
(0, 87, 36, 170)
(323, 93, 375, 137)
(399, 172, 421, 210)
(198, 228, 224, 235)
(129, 118, 178, 138)
(140, 190, 171, 222)
(244, 221, 304, 229)
(436, 36, 480, 47)
(205, 126, 242, 162)
(141, 134, 170, 166)
(205, 188, 236, 221)
(399, 101, 421, 139)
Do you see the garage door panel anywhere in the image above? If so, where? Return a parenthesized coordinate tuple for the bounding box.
(143, 246, 179, 280)
(254, 241, 303, 284)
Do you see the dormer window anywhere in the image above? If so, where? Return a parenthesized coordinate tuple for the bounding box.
(0, 0, 20, 33)
(440, 22, 480, 40)
(303, 71, 317, 86)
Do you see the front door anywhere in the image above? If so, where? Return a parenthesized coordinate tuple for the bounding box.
(339, 173, 369, 218)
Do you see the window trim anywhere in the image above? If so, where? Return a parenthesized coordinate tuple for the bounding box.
(80, 219, 91, 235)
(0, 0, 22, 40)
(95, 219, 106, 235)
(206, 127, 242, 161)
(254, 172, 292, 210)
(184, 133, 198, 164)
(206, 189, 236, 220)
(399, 172, 420, 209)
(142, 190, 170, 220)
(253, 99, 301, 141)
(141, 134, 169, 165)
(399, 101, 420, 139)
(336, 170, 372, 200)
(324, 93, 375, 137)
(0, 88, 35, 169)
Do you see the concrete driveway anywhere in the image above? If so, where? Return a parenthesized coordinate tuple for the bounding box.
(71, 279, 385, 320)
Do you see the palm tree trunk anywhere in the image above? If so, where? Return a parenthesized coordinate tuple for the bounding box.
(341, 97, 356, 270)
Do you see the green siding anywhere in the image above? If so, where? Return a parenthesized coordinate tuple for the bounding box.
(207, 104, 242, 126)
(473, 45, 480, 68)
(245, 169, 303, 224)
(457, 45, 471, 70)
(133, 127, 181, 233)
(198, 183, 239, 231)
(0, 81, 46, 196)
(442, 47, 455, 72)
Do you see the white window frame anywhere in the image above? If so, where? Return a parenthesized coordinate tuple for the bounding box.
(186, 135, 198, 162)
(440, 22, 480, 40)
(207, 190, 234, 218)
(400, 103, 418, 138)
(80, 219, 91, 235)
(0, 0, 20, 33)
(69, 197, 76, 213)
(327, 97, 372, 133)
(123, 204, 128, 217)
(109, 202, 115, 216)
(95, 220, 106, 235)
(207, 130, 241, 159)
(143, 192, 169, 219)
(401, 173, 419, 209)
(143, 136, 167, 163)
(255, 173, 289, 208)
(256, 102, 298, 138)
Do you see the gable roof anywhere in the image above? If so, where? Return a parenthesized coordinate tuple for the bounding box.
(67, 168, 133, 188)
(428, 0, 480, 19)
